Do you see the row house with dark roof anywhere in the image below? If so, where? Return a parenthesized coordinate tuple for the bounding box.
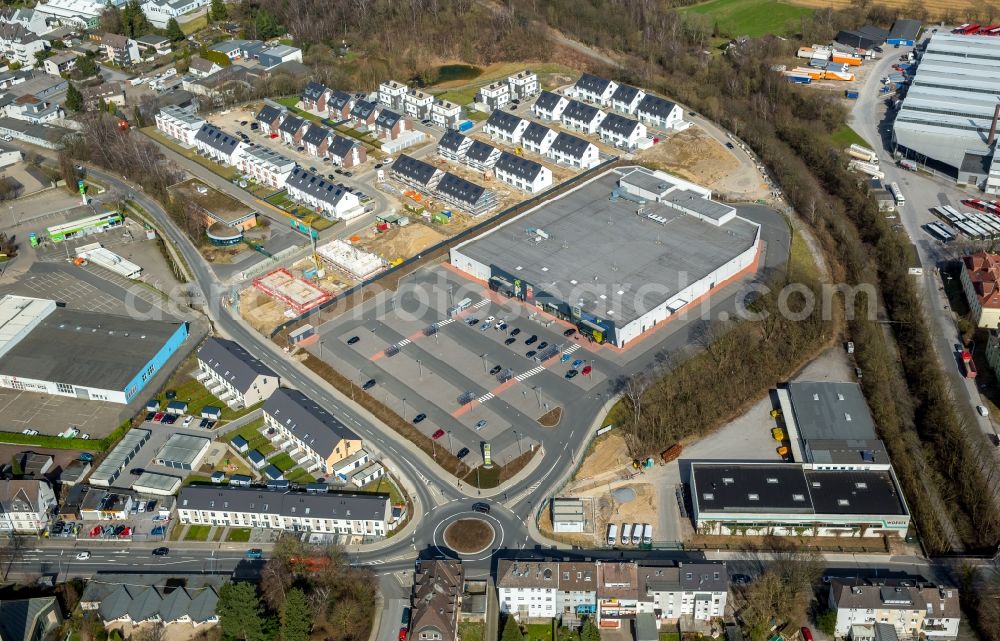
(483, 110, 530, 144)
(278, 115, 308, 147)
(463, 139, 501, 171)
(263, 387, 363, 474)
(328, 135, 366, 168)
(237, 145, 295, 189)
(435, 172, 497, 217)
(193, 123, 245, 165)
(349, 100, 379, 129)
(301, 80, 331, 113)
(256, 103, 286, 136)
(302, 123, 332, 157)
(572, 73, 618, 105)
(431, 98, 462, 130)
(598, 113, 647, 151)
(196, 336, 279, 408)
(437, 130, 472, 162)
(328, 91, 354, 121)
(493, 152, 552, 194)
(411, 560, 464, 641)
(390, 154, 443, 191)
(373, 109, 409, 141)
(547, 132, 599, 169)
(610, 84, 646, 115)
(635, 94, 684, 131)
(532, 90, 569, 121)
(284, 167, 364, 221)
(521, 122, 558, 155)
(561, 99, 607, 134)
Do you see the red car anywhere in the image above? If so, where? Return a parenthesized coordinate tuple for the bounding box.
(398, 629, 408, 641)
(800, 628, 813, 641)
(581, 365, 592, 376)
(432, 429, 445, 440)
(152, 412, 165, 422)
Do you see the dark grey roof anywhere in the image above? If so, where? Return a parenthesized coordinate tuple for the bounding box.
(636, 94, 678, 120)
(562, 99, 602, 123)
(0, 308, 185, 391)
(599, 112, 641, 137)
(694, 464, 812, 512)
(436, 172, 485, 206)
(677, 562, 729, 591)
(278, 115, 305, 135)
(231, 435, 248, 448)
(81, 574, 223, 625)
(860, 24, 890, 40)
(610, 83, 641, 105)
(247, 450, 265, 464)
(888, 19, 921, 40)
(136, 34, 169, 45)
(329, 91, 352, 111)
(521, 122, 552, 145)
(302, 123, 330, 146)
(264, 465, 282, 479)
(301, 81, 327, 102)
(464, 139, 497, 163)
(494, 151, 543, 182)
(391, 154, 438, 186)
(178, 485, 390, 521)
(805, 469, 908, 515)
(327, 134, 357, 158)
(575, 73, 612, 95)
(196, 336, 277, 394)
(375, 108, 402, 129)
(549, 132, 592, 158)
(0, 597, 60, 641)
(786, 382, 878, 441)
(438, 129, 467, 152)
(485, 110, 524, 133)
(286, 167, 353, 208)
(194, 123, 240, 155)
(263, 388, 359, 457)
(533, 90, 564, 112)
(350, 99, 376, 119)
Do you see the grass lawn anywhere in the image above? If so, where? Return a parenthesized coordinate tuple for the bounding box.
(275, 96, 321, 123)
(226, 527, 252, 542)
(183, 475, 214, 486)
(458, 622, 483, 641)
(830, 124, 871, 149)
(361, 475, 405, 504)
(223, 417, 274, 454)
(434, 89, 477, 106)
(179, 13, 208, 34)
(169, 520, 184, 541)
(284, 467, 316, 484)
(659, 633, 681, 641)
(212, 527, 225, 541)
(154, 369, 260, 423)
(141, 127, 240, 181)
(524, 623, 553, 641)
(681, 0, 813, 38)
(333, 125, 382, 148)
(268, 451, 297, 471)
(787, 217, 822, 283)
(465, 109, 489, 122)
(183, 525, 211, 541)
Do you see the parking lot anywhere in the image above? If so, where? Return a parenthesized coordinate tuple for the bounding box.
(0, 386, 126, 437)
(310, 265, 611, 467)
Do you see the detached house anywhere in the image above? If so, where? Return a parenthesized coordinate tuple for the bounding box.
(285, 167, 364, 221)
(301, 81, 330, 113)
(187, 55, 222, 78)
(494, 152, 552, 194)
(476, 80, 510, 111)
(328, 91, 354, 121)
(256, 104, 286, 136)
(263, 388, 363, 474)
(373, 109, 408, 141)
(521, 122, 558, 155)
(302, 123, 332, 157)
(438, 130, 471, 162)
(402, 88, 434, 120)
(156, 105, 205, 146)
(609, 84, 646, 114)
(0, 479, 57, 533)
(431, 98, 461, 129)
(278, 115, 307, 147)
(377, 79, 407, 111)
(532, 90, 569, 121)
(196, 336, 279, 408)
(43, 51, 77, 77)
(483, 110, 529, 144)
(194, 123, 245, 165)
(598, 113, 647, 151)
(635, 94, 684, 130)
(507, 69, 539, 99)
(547, 132, 599, 169)
(561, 99, 607, 134)
(349, 100, 379, 129)
(572, 73, 617, 105)
(327, 134, 366, 168)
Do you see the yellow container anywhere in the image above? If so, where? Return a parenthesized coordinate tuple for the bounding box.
(771, 427, 785, 441)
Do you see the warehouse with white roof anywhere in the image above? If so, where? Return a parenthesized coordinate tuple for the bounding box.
(892, 32, 1000, 189)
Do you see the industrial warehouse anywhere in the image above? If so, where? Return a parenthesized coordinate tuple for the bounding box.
(892, 32, 1000, 191)
(449, 167, 760, 347)
(0, 295, 189, 404)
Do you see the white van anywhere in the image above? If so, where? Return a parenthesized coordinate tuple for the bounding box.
(606, 523, 617, 546)
(642, 524, 652, 545)
(631, 523, 642, 545)
(620, 523, 632, 545)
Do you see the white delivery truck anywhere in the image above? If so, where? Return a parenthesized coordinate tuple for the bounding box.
(631, 523, 642, 545)
(606, 523, 617, 546)
(620, 523, 632, 545)
(642, 524, 653, 545)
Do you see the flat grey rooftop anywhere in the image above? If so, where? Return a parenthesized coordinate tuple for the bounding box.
(455, 169, 758, 324)
(787, 381, 878, 441)
(0, 308, 183, 390)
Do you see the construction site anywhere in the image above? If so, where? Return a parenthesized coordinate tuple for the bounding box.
(241, 261, 349, 333)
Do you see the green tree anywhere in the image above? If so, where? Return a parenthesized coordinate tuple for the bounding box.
(816, 609, 837, 636)
(76, 54, 98, 78)
(279, 588, 310, 641)
(166, 18, 185, 41)
(65, 83, 84, 112)
(253, 9, 283, 40)
(500, 617, 522, 641)
(217, 582, 267, 641)
(210, 0, 228, 21)
(580, 618, 600, 641)
(121, 0, 150, 38)
(33, 48, 51, 66)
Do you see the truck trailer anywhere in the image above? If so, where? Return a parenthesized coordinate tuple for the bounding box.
(848, 144, 878, 162)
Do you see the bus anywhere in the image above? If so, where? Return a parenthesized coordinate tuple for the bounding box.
(46, 211, 123, 242)
(925, 222, 955, 242)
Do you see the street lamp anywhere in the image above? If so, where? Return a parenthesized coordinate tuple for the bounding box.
(319, 340, 325, 361)
(514, 430, 522, 456)
(480, 353, 488, 373)
(417, 359, 423, 379)
(532, 386, 541, 408)
(401, 397, 406, 421)
(447, 431, 453, 454)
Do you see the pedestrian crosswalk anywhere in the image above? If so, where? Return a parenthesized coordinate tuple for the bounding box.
(437, 318, 455, 327)
(472, 299, 490, 309)
(477, 392, 495, 403)
(563, 344, 581, 355)
(515, 366, 546, 382)
(396, 338, 411, 347)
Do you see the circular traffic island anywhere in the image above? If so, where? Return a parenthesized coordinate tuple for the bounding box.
(443, 518, 495, 555)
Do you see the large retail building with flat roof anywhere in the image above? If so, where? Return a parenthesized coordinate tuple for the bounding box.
(449, 166, 760, 347)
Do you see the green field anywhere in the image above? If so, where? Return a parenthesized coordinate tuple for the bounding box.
(226, 527, 252, 542)
(184, 525, 211, 541)
(830, 124, 871, 149)
(223, 418, 273, 455)
(361, 475, 406, 505)
(268, 452, 297, 471)
(284, 467, 316, 484)
(681, 0, 814, 38)
(153, 375, 261, 423)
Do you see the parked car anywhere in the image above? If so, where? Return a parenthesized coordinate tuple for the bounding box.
(572, 359, 585, 368)
(581, 365, 592, 376)
(480, 321, 490, 331)
(561, 353, 571, 363)
(182, 416, 194, 427)
(537, 341, 548, 350)
(413, 413, 427, 424)
(525, 335, 538, 345)
(152, 547, 169, 556)
(800, 628, 813, 641)
(978, 405, 989, 417)
(432, 429, 445, 440)
(145, 412, 156, 421)
(484, 315, 496, 324)
(162, 414, 177, 424)
(199, 418, 209, 428)
(344, 171, 353, 177)
(347, 335, 361, 345)
(504, 337, 516, 346)
(245, 549, 263, 560)
(474, 420, 487, 430)
(456, 447, 470, 459)
(565, 369, 578, 379)
(466, 317, 479, 326)
(563, 328, 576, 337)
(153, 412, 164, 422)
(526, 350, 537, 359)
(510, 328, 521, 336)
(489, 365, 502, 375)
(362, 379, 377, 390)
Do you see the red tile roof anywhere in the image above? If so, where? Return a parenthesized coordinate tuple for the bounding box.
(964, 252, 1000, 308)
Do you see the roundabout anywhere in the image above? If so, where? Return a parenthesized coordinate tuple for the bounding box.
(431, 507, 506, 561)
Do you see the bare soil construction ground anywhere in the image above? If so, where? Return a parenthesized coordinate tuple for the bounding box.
(353, 223, 449, 264)
(635, 127, 767, 200)
(240, 264, 349, 333)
